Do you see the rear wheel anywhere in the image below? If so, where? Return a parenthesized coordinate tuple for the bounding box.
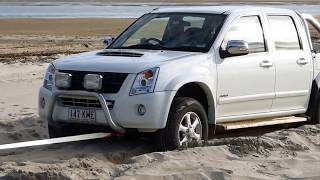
(156, 97, 208, 151)
(311, 98, 320, 124)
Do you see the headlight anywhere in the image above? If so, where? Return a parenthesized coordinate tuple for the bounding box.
(130, 67, 159, 96)
(43, 63, 55, 91)
(83, 74, 103, 90)
(55, 72, 72, 89)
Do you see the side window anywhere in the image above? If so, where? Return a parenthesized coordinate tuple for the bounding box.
(222, 16, 266, 54)
(268, 16, 302, 51)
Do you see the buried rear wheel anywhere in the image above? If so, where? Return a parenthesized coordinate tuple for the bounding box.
(311, 98, 320, 124)
(156, 97, 208, 151)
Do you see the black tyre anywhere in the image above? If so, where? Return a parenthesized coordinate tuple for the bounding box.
(311, 98, 320, 124)
(156, 97, 208, 151)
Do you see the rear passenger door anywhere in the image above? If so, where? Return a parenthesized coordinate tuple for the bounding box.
(267, 15, 313, 112)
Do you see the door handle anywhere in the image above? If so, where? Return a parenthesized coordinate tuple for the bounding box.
(260, 60, 273, 68)
(297, 58, 308, 65)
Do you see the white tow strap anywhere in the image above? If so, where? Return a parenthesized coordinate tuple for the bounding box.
(0, 133, 111, 150)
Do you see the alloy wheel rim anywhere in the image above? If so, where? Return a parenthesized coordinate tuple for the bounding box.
(178, 112, 202, 146)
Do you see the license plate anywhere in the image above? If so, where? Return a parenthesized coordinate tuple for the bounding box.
(68, 108, 96, 122)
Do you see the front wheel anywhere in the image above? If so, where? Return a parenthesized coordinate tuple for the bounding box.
(311, 97, 320, 124)
(156, 97, 208, 151)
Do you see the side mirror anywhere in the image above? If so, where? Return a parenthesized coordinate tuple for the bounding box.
(103, 36, 114, 47)
(223, 40, 249, 57)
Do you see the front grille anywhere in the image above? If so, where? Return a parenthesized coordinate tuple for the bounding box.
(59, 70, 128, 93)
(58, 97, 114, 109)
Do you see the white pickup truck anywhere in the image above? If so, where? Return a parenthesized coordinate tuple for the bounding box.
(39, 6, 320, 150)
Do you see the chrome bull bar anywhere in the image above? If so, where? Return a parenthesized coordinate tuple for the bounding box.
(47, 90, 126, 133)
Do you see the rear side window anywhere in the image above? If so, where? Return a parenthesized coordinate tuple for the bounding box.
(268, 16, 301, 50)
(222, 16, 266, 54)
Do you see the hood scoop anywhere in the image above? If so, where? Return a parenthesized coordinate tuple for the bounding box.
(96, 51, 144, 57)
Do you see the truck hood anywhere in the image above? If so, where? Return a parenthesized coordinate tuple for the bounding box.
(53, 49, 200, 73)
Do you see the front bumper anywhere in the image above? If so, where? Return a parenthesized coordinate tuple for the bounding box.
(38, 87, 176, 133)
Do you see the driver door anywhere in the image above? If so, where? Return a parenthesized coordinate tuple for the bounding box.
(216, 15, 276, 120)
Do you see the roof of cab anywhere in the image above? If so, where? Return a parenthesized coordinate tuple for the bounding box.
(152, 6, 295, 15)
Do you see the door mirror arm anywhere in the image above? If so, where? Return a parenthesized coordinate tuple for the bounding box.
(219, 47, 229, 59)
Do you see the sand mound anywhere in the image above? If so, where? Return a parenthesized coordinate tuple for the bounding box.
(0, 158, 113, 180)
(207, 125, 318, 157)
(115, 125, 320, 179)
(0, 116, 48, 145)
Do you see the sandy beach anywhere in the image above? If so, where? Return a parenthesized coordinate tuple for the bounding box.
(0, 15, 320, 179)
(0, 19, 134, 64)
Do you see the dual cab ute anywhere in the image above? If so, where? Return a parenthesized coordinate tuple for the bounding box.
(39, 6, 320, 150)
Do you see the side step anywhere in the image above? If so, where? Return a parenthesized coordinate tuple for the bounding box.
(216, 116, 307, 131)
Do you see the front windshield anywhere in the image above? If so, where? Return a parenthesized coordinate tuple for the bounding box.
(109, 13, 226, 52)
